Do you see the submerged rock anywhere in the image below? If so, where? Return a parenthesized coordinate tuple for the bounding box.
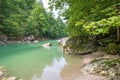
(82, 58, 120, 80)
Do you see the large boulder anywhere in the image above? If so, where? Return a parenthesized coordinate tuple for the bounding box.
(58, 37, 96, 55)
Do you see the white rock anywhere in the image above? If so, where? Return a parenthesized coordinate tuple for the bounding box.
(0, 71, 4, 77)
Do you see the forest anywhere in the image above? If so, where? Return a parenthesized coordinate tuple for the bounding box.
(49, 0, 120, 55)
(0, 0, 66, 40)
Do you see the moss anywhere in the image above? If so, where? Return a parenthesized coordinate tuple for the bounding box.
(90, 58, 120, 68)
(66, 37, 94, 50)
(104, 61, 114, 67)
(90, 59, 100, 63)
(112, 58, 120, 63)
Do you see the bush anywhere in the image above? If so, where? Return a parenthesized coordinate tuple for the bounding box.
(106, 43, 120, 55)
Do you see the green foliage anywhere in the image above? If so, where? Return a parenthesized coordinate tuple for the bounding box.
(49, 0, 120, 38)
(0, 0, 35, 37)
(83, 15, 120, 35)
(0, 0, 66, 39)
(49, 0, 120, 54)
(106, 43, 120, 55)
(25, 3, 47, 37)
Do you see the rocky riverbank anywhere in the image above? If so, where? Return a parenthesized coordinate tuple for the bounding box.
(0, 35, 49, 45)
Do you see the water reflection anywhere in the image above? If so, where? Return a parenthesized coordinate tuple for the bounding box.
(32, 57, 67, 80)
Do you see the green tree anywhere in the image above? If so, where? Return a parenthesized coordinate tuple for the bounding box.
(49, 0, 120, 41)
(25, 2, 48, 37)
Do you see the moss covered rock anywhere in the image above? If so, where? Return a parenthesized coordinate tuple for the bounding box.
(58, 37, 97, 54)
(82, 58, 120, 80)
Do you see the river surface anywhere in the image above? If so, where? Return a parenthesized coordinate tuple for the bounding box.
(0, 40, 83, 80)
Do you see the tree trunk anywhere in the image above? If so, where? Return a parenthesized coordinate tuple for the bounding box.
(116, 1, 120, 43)
(117, 27, 120, 43)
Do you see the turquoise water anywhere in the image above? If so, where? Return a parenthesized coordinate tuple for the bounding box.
(0, 40, 67, 80)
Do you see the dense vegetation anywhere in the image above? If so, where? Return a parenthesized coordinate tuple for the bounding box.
(0, 0, 66, 39)
(49, 0, 120, 54)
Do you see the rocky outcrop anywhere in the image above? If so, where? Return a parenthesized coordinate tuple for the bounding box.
(58, 37, 96, 55)
(58, 37, 69, 46)
(0, 35, 41, 44)
(22, 35, 35, 42)
(82, 58, 120, 80)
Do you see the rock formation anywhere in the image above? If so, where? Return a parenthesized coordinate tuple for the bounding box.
(58, 37, 96, 54)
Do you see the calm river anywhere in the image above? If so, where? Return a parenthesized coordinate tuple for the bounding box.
(0, 40, 83, 80)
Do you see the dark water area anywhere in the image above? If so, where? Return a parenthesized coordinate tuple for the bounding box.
(0, 40, 82, 80)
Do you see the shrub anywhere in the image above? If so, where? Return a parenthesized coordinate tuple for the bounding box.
(106, 43, 120, 55)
